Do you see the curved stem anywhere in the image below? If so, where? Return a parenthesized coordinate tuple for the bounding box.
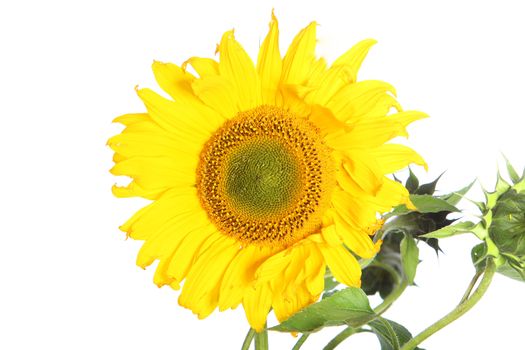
(291, 334, 309, 350)
(374, 278, 408, 316)
(323, 327, 358, 350)
(459, 269, 483, 304)
(241, 328, 256, 350)
(400, 258, 496, 350)
(254, 324, 269, 350)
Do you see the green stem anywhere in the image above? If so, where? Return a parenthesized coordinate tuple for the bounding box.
(291, 334, 309, 350)
(459, 269, 483, 304)
(374, 278, 408, 315)
(254, 324, 269, 350)
(400, 258, 496, 350)
(323, 327, 358, 350)
(241, 328, 256, 350)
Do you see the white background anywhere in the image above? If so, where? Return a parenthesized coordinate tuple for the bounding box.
(1, 0, 524, 349)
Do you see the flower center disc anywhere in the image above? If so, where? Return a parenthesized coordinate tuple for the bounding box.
(225, 139, 302, 219)
(197, 106, 334, 247)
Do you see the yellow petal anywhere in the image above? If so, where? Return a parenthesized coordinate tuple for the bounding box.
(338, 151, 384, 195)
(281, 21, 317, 85)
(136, 88, 218, 142)
(370, 177, 413, 211)
(332, 214, 380, 259)
(305, 65, 354, 105)
(113, 113, 150, 126)
(308, 104, 350, 136)
(179, 235, 240, 318)
(257, 11, 282, 105)
(153, 256, 178, 287)
(108, 132, 195, 159)
(165, 224, 219, 284)
(219, 246, 271, 311)
(242, 282, 273, 332)
(151, 61, 195, 103)
(279, 84, 312, 117)
(307, 57, 328, 87)
(321, 223, 342, 246)
(319, 243, 361, 287)
(303, 245, 325, 296)
(183, 57, 219, 77)
(325, 111, 428, 150)
(192, 75, 239, 119)
(390, 110, 429, 128)
(332, 39, 377, 81)
(331, 189, 376, 230)
(326, 80, 399, 122)
(110, 155, 196, 193)
(283, 245, 307, 283)
(151, 61, 225, 126)
(218, 30, 261, 109)
(135, 206, 209, 266)
(272, 282, 316, 323)
(254, 248, 292, 283)
(119, 188, 199, 238)
(371, 144, 427, 174)
(111, 182, 161, 199)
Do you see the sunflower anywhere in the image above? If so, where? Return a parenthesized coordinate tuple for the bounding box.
(108, 13, 427, 331)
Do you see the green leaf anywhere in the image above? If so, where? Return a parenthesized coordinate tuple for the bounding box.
(270, 288, 375, 333)
(440, 180, 476, 206)
(421, 221, 477, 239)
(410, 194, 459, 213)
(369, 318, 424, 350)
(370, 317, 400, 350)
(400, 235, 419, 284)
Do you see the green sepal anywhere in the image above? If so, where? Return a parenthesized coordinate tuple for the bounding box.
(382, 205, 411, 220)
(270, 288, 375, 333)
(497, 257, 525, 282)
(415, 172, 444, 195)
(421, 221, 477, 239)
(439, 180, 476, 206)
(502, 154, 520, 184)
(361, 229, 404, 299)
(515, 173, 525, 192)
(361, 260, 401, 299)
(405, 168, 420, 194)
(471, 242, 488, 273)
(409, 194, 459, 214)
(472, 242, 525, 282)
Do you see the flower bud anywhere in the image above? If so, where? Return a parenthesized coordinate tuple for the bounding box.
(479, 162, 525, 281)
(489, 188, 525, 258)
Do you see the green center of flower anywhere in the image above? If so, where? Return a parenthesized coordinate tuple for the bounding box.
(225, 139, 302, 219)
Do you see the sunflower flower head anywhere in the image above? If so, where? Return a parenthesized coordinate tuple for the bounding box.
(470, 161, 525, 282)
(108, 13, 427, 331)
